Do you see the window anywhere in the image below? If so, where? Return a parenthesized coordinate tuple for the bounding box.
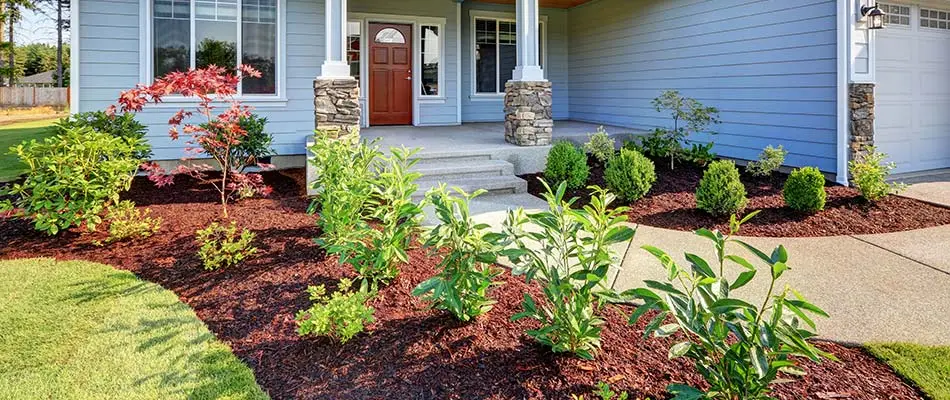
(421, 25, 440, 96)
(921, 8, 950, 30)
(474, 17, 544, 94)
(152, 0, 280, 95)
(375, 28, 406, 44)
(880, 3, 911, 26)
(347, 21, 361, 83)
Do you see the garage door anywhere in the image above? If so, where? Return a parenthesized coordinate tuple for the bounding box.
(875, 2, 950, 173)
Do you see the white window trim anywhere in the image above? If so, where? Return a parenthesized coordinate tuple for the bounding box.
(350, 12, 448, 127)
(139, 0, 288, 105)
(469, 10, 548, 99)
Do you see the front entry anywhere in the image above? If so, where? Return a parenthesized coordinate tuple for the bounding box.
(369, 23, 413, 126)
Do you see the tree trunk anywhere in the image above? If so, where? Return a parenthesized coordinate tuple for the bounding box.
(7, 9, 13, 86)
(55, 0, 62, 87)
(0, 0, 6, 87)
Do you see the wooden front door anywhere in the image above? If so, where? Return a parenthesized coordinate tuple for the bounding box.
(369, 23, 413, 126)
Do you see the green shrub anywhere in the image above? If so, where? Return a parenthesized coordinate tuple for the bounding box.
(413, 186, 504, 322)
(583, 126, 616, 164)
(746, 145, 788, 177)
(681, 142, 716, 167)
(503, 182, 636, 360)
(97, 200, 162, 245)
(195, 221, 257, 271)
(0, 127, 145, 235)
(849, 146, 906, 201)
(54, 111, 152, 159)
(627, 212, 834, 400)
(604, 148, 656, 202)
(629, 129, 678, 162)
(696, 160, 748, 216)
(649, 90, 721, 169)
(200, 113, 274, 172)
(295, 278, 375, 344)
(544, 141, 589, 190)
(783, 167, 827, 212)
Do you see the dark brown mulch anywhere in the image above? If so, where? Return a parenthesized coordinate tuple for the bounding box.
(0, 169, 925, 399)
(521, 159, 950, 237)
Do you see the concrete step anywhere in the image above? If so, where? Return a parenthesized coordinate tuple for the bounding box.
(413, 175, 528, 201)
(411, 159, 514, 181)
(409, 149, 494, 166)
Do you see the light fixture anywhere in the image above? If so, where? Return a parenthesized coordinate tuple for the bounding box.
(862, 3, 886, 30)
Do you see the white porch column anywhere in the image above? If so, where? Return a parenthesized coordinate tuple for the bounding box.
(318, 0, 352, 79)
(512, 0, 545, 81)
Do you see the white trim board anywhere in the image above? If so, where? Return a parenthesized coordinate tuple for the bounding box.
(69, 0, 80, 113)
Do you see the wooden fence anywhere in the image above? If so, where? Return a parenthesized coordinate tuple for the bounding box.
(0, 87, 69, 107)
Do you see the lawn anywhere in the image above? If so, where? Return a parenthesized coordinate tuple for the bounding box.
(867, 343, 950, 400)
(0, 258, 269, 400)
(0, 119, 58, 182)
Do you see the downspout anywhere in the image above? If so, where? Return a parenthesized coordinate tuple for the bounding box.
(835, 0, 851, 185)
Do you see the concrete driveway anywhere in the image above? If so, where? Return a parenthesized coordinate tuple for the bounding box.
(895, 169, 950, 208)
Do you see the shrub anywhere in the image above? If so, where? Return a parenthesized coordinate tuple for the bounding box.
(629, 129, 678, 162)
(98, 200, 162, 245)
(627, 212, 834, 400)
(413, 186, 504, 322)
(696, 160, 748, 216)
(783, 167, 827, 212)
(0, 127, 145, 235)
(295, 278, 375, 344)
(545, 141, 589, 190)
(746, 145, 788, 177)
(681, 142, 716, 167)
(583, 126, 616, 164)
(503, 182, 636, 360)
(195, 221, 258, 271)
(849, 146, 906, 201)
(650, 90, 721, 169)
(54, 111, 152, 159)
(201, 113, 274, 173)
(604, 148, 656, 202)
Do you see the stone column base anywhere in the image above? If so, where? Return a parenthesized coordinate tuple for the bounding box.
(505, 80, 553, 146)
(314, 78, 361, 141)
(849, 83, 875, 162)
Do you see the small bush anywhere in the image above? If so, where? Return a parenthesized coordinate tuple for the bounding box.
(201, 113, 274, 172)
(746, 145, 788, 177)
(55, 111, 152, 159)
(783, 167, 827, 212)
(98, 201, 162, 245)
(309, 131, 380, 247)
(295, 278, 375, 344)
(583, 126, 616, 164)
(849, 146, 906, 201)
(681, 142, 716, 167)
(545, 141, 590, 190)
(695, 160, 747, 216)
(195, 221, 257, 270)
(630, 128, 679, 161)
(604, 148, 656, 202)
(650, 90, 721, 170)
(0, 127, 146, 235)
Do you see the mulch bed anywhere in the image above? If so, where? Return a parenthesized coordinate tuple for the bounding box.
(0, 169, 926, 399)
(521, 159, 950, 237)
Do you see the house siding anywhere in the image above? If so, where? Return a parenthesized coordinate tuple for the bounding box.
(568, 0, 840, 171)
(460, 2, 569, 123)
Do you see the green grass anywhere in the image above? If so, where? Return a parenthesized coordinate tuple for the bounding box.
(0, 258, 269, 400)
(0, 118, 58, 182)
(867, 343, 950, 400)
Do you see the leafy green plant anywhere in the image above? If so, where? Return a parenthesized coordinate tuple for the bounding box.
(295, 278, 375, 344)
(627, 212, 834, 400)
(573, 382, 630, 400)
(783, 167, 827, 212)
(584, 126, 617, 164)
(413, 186, 504, 321)
(628, 129, 679, 162)
(200, 113, 274, 173)
(696, 160, 748, 217)
(682, 142, 717, 167)
(746, 145, 788, 177)
(545, 140, 590, 190)
(649, 90, 721, 170)
(605, 148, 656, 202)
(849, 146, 906, 202)
(97, 200, 162, 245)
(54, 111, 152, 159)
(195, 221, 258, 271)
(503, 181, 636, 360)
(0, 127, 146, 235)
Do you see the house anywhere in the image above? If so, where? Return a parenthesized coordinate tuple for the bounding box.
(16, 71, 57, 88)
(70, 0, 950, 186)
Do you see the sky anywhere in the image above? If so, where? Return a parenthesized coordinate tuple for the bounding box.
(14, 3, 69, 46)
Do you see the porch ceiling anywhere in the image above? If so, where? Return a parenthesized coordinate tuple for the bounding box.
(470, 0, 594, 9)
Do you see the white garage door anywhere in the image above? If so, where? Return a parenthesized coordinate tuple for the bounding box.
(876, 2, 950, 173)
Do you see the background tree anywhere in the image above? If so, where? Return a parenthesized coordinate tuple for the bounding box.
(0, 0, 38, 86)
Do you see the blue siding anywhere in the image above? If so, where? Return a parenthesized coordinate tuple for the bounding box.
(568, 0, 839, 171)
(460, 2, 569, 122)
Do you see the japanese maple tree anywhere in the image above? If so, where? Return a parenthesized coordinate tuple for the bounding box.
(111, 65, 272, 218)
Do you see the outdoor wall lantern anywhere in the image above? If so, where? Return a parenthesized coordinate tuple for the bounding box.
(862, 3, 887, 29)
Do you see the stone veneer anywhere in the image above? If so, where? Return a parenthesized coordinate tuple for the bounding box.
(849, 83, 875, 162)
(314, 78, 361, 139)
(504, 81, 553, 146)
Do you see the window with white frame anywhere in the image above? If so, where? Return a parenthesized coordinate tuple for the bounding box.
(920, 8, 950, 30)
(152, 0, 279, 95)
(421, 25, 440, 96)
(347, 21, 361, 84)
(474, 17, 544, 94)
(880, 3, 911, 26)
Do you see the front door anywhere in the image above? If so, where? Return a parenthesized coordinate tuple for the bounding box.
(369, 23, 413, 126)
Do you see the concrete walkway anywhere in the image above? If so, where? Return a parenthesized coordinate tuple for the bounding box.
(896, 169, 950, 208)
